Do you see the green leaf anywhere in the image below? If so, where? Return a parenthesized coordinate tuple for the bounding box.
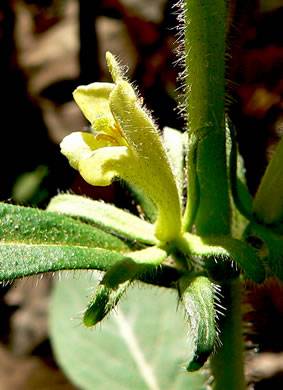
(0, 245, 125, 280)
(83, 246, 169, 326)
(49, 271, 206, 390)
(225, 117, 253, 238)
(0, 242, 181, 287)
(176, 233, 266, 284)
(83, 280, 130, 327)
(226, 117, 253, 223)
(0, 203, 131, 250)
(203, 236, 266, 284)
(47, 194, 157, 245)
(102, 246, 169, 289)
(253, 136, 283, 225)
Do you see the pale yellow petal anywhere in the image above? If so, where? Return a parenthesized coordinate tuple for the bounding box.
(78, 146, 134, 186)
(73, 83, 114, 124)
(60, 132, 94, 170)
(60, 132, 113, 170)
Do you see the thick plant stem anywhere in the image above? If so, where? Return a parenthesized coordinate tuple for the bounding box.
(184, 0, 226, 132)
(182, 1, 246, 387)
(210, 278, 246, 390)
(183, 0, 230, 236)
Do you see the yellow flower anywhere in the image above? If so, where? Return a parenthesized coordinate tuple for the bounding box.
(60, 52, 181, 242)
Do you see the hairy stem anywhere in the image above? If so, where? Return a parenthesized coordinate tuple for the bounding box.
(183, 0, 230, 236)
(210, 279, 246, 390)
(184, 0, 226, 132)
(183, 1, 245, 388)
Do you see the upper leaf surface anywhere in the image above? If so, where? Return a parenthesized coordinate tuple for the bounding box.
(0, 203, 131, 250)
(0, 244, 125, 280)
(47, 194, 157, 245)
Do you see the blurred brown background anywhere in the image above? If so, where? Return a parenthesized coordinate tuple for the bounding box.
(0, 0, 282, 388)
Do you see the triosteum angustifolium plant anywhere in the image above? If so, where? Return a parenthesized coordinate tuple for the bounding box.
(0, 1, 282, 389)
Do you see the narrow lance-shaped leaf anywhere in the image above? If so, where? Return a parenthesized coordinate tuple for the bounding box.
(253, 136, 283, 225)
(0, 244, 179, 287)
(225, 117, 253, 222)
(47, 194, 157, 245)
(0, 245, 125, 280)
(83, 246, 169, 327)
(175, 232, 266, 284)
(0, 203, 130, 250)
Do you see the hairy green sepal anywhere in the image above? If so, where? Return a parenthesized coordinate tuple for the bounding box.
(178, 274, 217, 372)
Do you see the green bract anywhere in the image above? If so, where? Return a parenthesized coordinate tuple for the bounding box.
(60, 52, 181, 243)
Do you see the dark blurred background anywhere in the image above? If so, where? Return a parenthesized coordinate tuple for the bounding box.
(0, 0, 282, 388)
